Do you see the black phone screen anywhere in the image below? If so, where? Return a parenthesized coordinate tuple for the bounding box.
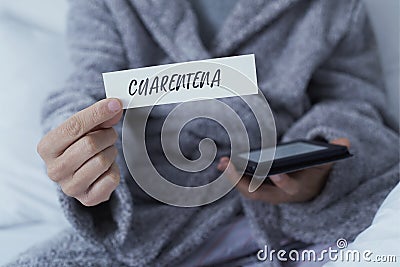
(233, 140, 352, 177)
(238, 142, 327, 163)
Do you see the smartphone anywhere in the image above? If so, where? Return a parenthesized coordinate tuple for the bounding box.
(231, 140, 352, 184)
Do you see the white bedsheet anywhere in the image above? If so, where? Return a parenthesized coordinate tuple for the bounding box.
(0, 8, 70, 266)
(0, 9, 70, 227)
(323, 182, 400, 267)
(0, 223, 69, 266)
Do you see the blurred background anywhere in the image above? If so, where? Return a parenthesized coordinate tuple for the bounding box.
(0, 0, 398, 265)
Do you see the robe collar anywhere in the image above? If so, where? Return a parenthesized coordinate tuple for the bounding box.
(129, 0, 301, 62)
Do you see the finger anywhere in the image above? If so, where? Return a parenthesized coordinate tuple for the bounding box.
(93, 109, 123, 131)
(221, 158, 243, 184)
(78, 162, 120, 207)
(330, 137, 350, 148)
(308, 138, 351, 172)
(232, 176, 263, 198)
(234, 176, 288, 203)
(218, 158, 254, 194)
(52, 128, 118, 177)
(306, 161, 334, 172)
(269, 173, 300, 195)
(60, 146, 118, 197)
(233, 176, 252, 194)
(219, 157, 289, 203)
(41, 98, 122, 158)
(218, 157, 230, 171)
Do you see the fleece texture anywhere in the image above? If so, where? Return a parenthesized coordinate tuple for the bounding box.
(8, 0, 399, 266)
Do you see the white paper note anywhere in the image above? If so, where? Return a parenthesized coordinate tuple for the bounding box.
(103, 54, 258, 109)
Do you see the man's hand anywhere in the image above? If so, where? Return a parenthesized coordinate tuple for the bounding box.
(37, 99, 123, 206)
(218, 138, 350, 205)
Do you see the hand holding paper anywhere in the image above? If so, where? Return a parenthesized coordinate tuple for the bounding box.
(37, 99, 123, 206)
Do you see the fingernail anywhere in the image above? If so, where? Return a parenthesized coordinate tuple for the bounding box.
(108, 99, 121, 113)
(270, 175, 282, 182)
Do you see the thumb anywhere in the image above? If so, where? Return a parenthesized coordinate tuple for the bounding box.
(218, 157, 241, 181)
(92, 99, 123, 130)
(330, 137, 350, 149)
(96, 110, 123, 129)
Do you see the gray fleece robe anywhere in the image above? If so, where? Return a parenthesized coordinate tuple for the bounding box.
(8, 0, 399, 266)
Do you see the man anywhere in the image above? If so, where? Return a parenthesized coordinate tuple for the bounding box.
(11, 0, 399, 266)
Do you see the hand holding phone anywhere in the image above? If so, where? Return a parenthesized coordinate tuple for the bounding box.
(218, 138, 351, 204)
